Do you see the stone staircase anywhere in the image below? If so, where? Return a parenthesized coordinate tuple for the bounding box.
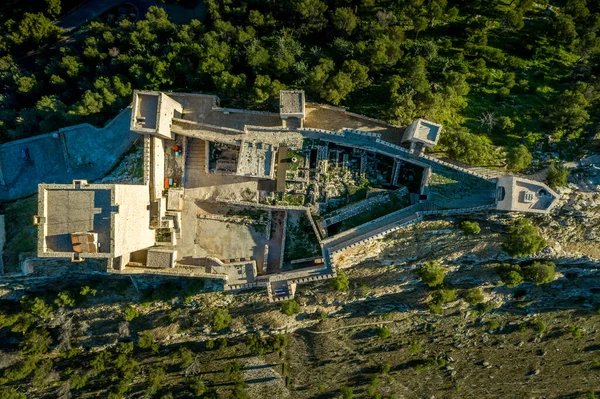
(186, 139, 207, 173)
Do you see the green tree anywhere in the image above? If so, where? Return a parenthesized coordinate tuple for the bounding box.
(22, 296, 53, 319)
(295, 0, 328, 32)
(463, 288, 485, 305)
(507, 145, 532, 172)
(460, 220, 481, 234)
(212, 309, 232, 331)
(417, 261, 446, 287)
(138, 331, 158, 351)
(375, 326, 391, 338)
(15, 76, 37, 94)
(332, 8, 358, 35)
(280, 300, 301, 316)
(329, 270, 349, 291)
(124, 306, 139, 322)
(522, 261, 555, 285)
(504, 269, 524, 288)
(547, 163, 569, 188)
(431, 288, 456, 304)
(11, 13, 62, 47)
(55, 291, 75, 307)
(341, 387, 353, 399)
(190, 376, 206, 396)
(146, 366, 166, 396)
(20, 329, 51, 355)
(46, 0, 61, 19)
(503, 219, 546, 257)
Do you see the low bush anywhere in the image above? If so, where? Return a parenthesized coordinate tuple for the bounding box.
(460, 220, 481, 235)
(463, 288, 484, 305)
(123, 306, 139, 322)
(503, 219, 546, 257)
(375, 326, 391, 339)
(211, 309, 232, 331)
(418, 261, 446, 287)
(280, 300, 301, 316)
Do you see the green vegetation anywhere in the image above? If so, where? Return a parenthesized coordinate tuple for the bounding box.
(503, 219, 546, 257)
(123, 306, 139, 322)
(460, 220, 481, 235)
(507, 145, 532, 172)
(330, 270, 350, 292)
(211, 309, 232, 331)
(417, 261, 446, 288)
(280, 300, 301, 316)
(375, 326, 391, 339)
(463, 288, 485, 305)
(497, 261, 556, 286)
(547, 163, 570, 188)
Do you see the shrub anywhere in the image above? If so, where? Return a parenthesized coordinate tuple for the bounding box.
(427, 302, 444, 315)
(212, 309, 232, 331)
(503, 219, 546, 257)
(138, 331, 158, 351)
(408, 343, 422, 354)
(330, 270, 350, 291)
(507, 145, 532, 172)
(381, 362, 391, 374)
(224, 361, 243, 376)
(504, 270, 525, 287)
(205, 339, 215, 350)
(570, 325, 582, 339)
(0, 387, 27, 399)
(189, 376, 206, 396)
(20, 329, 51, 355)
(460, 220, 481, 235)
(531, 319, 547, 334)
(431, 288, 456, 304)
(146, 366, 166, 396)
(280, 300, 301, 316)
(21, 297, 53, 319)
(463, 288, 484, 305)
(417, 261, 446, 287)
(486, 320, 500, 331)
(123, 306, 139, 322)
(341, 387, 353, 399)
(175, 347, 194, 368)
(547, 163, 569, 188)
(80, 286, 97, 296)
(69, 370, 89, 389)
(375, 326, 391, 338)
(55, 291, 76, 307)
(90, 350, 111, 374)
(521, 261, 555, 285)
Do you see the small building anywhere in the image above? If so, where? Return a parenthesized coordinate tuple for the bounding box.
(34, 180, 155, 267)
(280, 90, 305, 128)
(402, 118, 442, 147)
(131, 90, 183, 140)
(496, 176, 559, 213)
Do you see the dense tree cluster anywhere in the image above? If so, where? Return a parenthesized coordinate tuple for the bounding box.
(1, 0, 599, 165)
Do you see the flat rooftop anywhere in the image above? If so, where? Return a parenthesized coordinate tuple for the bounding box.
(496, 176, 558, 213)
(44, 188, 112, 253)
(280, 90, 304, 115)
(414, 120, 441, 143)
